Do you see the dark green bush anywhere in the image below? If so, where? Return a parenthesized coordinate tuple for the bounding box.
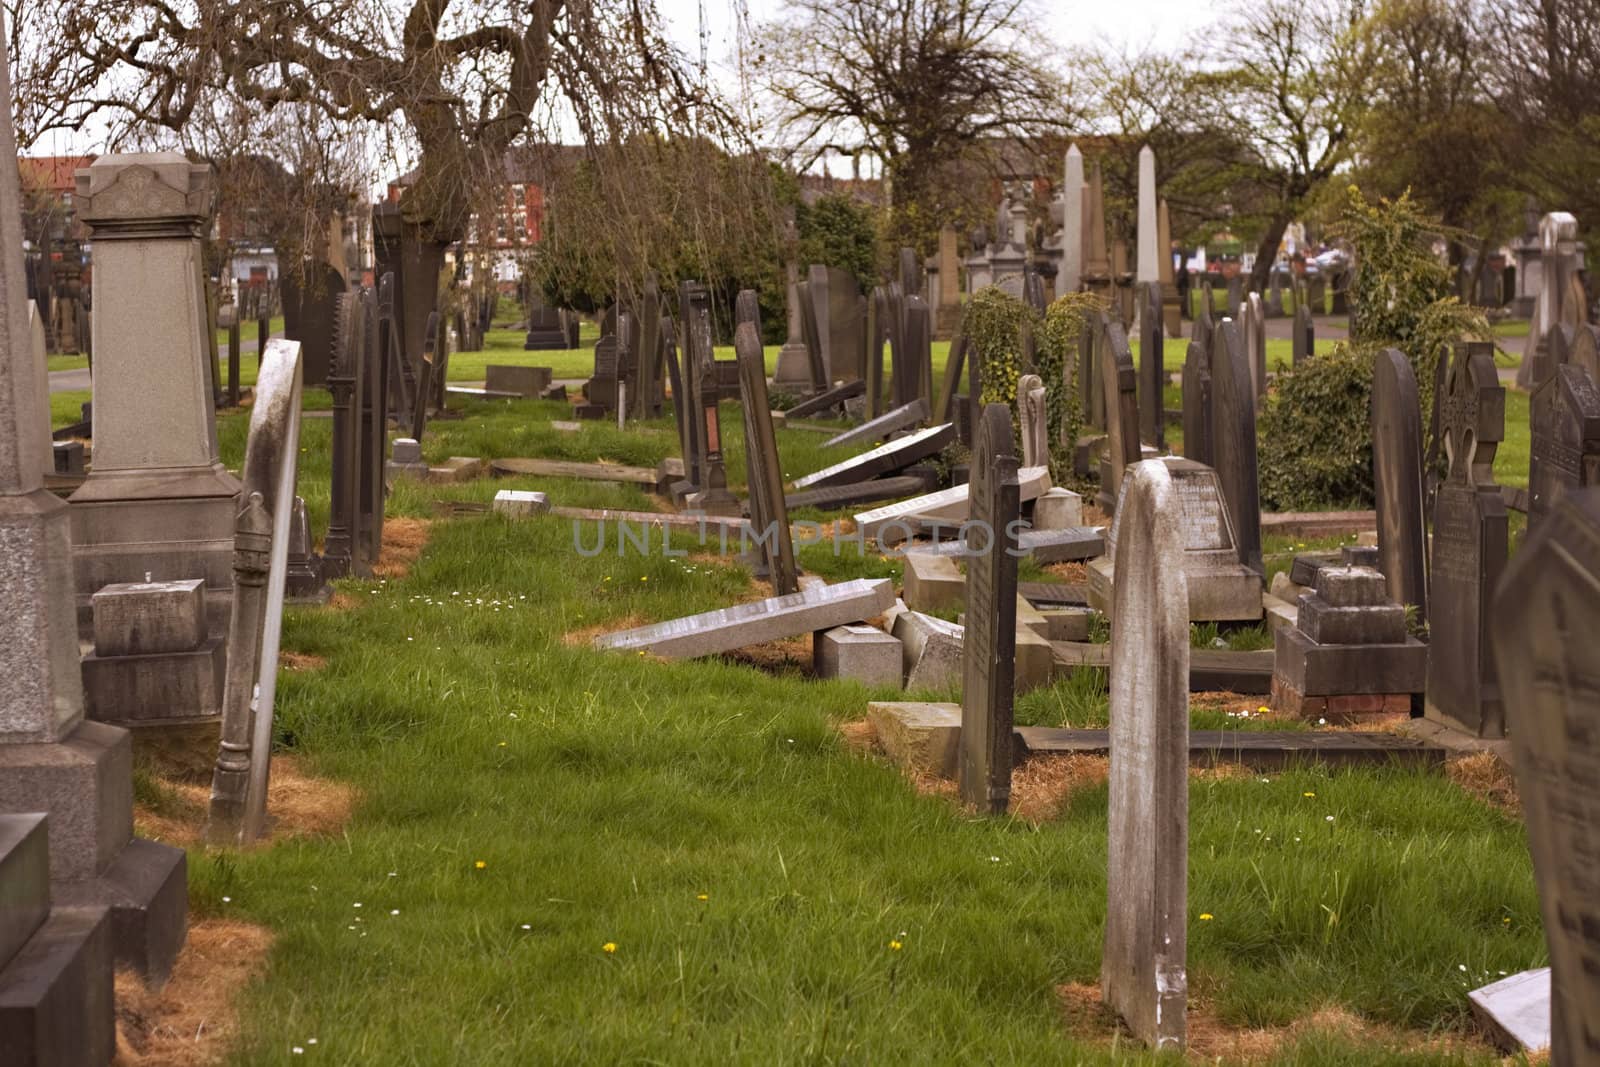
(1259, 346, 1377, 510)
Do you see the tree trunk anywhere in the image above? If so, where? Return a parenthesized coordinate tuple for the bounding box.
(1248, 210, 1293, 292)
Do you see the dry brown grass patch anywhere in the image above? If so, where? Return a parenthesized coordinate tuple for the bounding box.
(134, 756, 356, 849)
(837, 718, 877, 752)
(1010, 755, 1109, 822)
(279, 651, 327, 672)
(1044, 561, 1090, 583)
(372, 517, 432, 578)
(114, 919, 272, 1066)
(562, 614, 647, 649)
(721, 635, 812, 672)
(1057, 988, 1497, 1061)
(1448, 751, 1521, 815)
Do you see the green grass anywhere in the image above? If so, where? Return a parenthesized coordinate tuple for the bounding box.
(139, 388, 1547, 1064)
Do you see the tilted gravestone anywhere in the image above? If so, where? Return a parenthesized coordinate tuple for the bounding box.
(1097, 314, 1141, 513)
(733, 295, 798, 596)
(903, 295, 934, 409)
(675, 283, 708, 497)
(866, 286, 885, 417)
(1101, 458, 1189, 1051)
(635, 274, 662, 419)
(1491, 488, 1600, 1067)
(1181, 339, 1213, 466)
(1371, 349, 1428, 620)
(1208, 319, 1263, 575)
(322, 288, 366, 579)
(1016, 373, 1048, 469)
(797, 277, 830, 393)
(792, 422, 955, 490)
(1246, 291, 1267, 401)
(684, 292, 738, 516)
(1426, 341, 1508, 738)
(663, 318, 698, 503)
(960, 405, 1020, 815)
(1138, 281, 1165, 449)
(1529, 337, 1600, 529)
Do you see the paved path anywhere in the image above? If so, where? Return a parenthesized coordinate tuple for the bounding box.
(48, 368, 91, 393)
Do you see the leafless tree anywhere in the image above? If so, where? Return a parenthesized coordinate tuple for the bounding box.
(753, 0, 1071, 254)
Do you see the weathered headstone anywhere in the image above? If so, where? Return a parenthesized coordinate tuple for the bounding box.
(1426, 341, 1508, 738)
(1135, 146, 1159, 284)
(1060, 145, 1085, 295)
(1101, 458, 1188, 1051)
(322, 289, 365, 578)
(1209, 319, 1262, 575)
(356, 287, 388, 572)
(824, 397, 929, 449)
(1180, 340, 1212, 466)
(1097, 314, 1141, 513)
(1292, 302, 1314, 364)
(1245, 291, 1267, 400)
(208, 338, 304, 845)
(734, 309, 799, 596)
(959, 405, 1020, 814)
(1138, 281, 1165, 449)
(1016, 373, 1047, 469)
(1371, 349, 1428, 619)
(1529, 353, 1600, 529)
(1491, 488, 1600, 1067)
(683, 292, 738, 516)
(792, 423, 955, 490)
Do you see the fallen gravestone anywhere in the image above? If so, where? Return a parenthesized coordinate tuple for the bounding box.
(593, 579, 894, 659)
(853, 465, 1050, 542)
(792, 423, 956, 490)
(734, 309, 799, 595)
(824, 397, 929, 449)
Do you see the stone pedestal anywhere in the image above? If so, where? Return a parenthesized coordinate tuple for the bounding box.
(386, 437, 429, 480)
(1270, 564, 1426, 721)
(67, 154, 239, 636)
(82, 578, 224, 726)
(814, 625, 901, 687)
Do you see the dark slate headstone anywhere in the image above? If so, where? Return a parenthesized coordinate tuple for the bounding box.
(936, 331, 967, 425)
(635, 274, 662, 419)
(323, 289, 365, 578)
(785, 378, 865, 419)
(356, 287, 387, 573)
(734, 309, 798, 595)
(1225, 275, 1243, 318)
(1180, 341, 1212, 466)
(1426, 341, 1508, 738)
(1097, 313, 1140, 513)
(663, 317, 698, 501)
(678, 283, 707, 485)
(824, 397, 929, 449)
(684, 292, 738, 516)
(1491, 488, 1600, 1067)
(1101, 459, 1189, 1051)
(825, 267, 866, 382)
(1292, 303, 1314, 364)
(797, 277, 829, 392)
(960, 404, 1020, 814)
(1529, 363, 1600, 529)
(1372, 349, 1428, 619)
(280, 260, 345, 386)
(904, 295, 933, 409)
(865, 286, 885, 417)
(1138, 281, 1165, 450)
(1209, 319, 1262, 575)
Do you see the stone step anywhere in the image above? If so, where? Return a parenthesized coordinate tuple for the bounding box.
(0, 905, 114, 1067)
(1015, 726, 1445, 769)
(0, 815, 50, 969)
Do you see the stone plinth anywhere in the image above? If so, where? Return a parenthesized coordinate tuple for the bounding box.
(867, 701, 960, 777)
(68, 154, 239, 630)
(82, 579, 222, 725)
(815, 626, 901, 687)
(484, 365, 551, 398)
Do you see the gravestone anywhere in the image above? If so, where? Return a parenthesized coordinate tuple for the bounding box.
(825, 397, 929, 449)
(683, 292, 738, 516)
(1101, 459, 1188, 1051)
(1426, 341, 1508, 738)
(1016, 373, 1047, 469)
(1271, 564, 1426, 720)
(960, 405, 1020, 814)
(209, 339, 304, 844)
(280, 259, 344, 387)
(792, 423, 955, 489)
(68, 154, 242, 639)
(1097, 314, 1140, 513)
(223, 305, 241, 406)
(1181, 340, 1213, 466)
(903, 296, 933, 409)
(1089, 458, 1262, 622)
(1529, 358, 1600, 529)
(734, 309, 798, 595)
(595, 578, 895, 658)
(356, 287, 388, 572)
(866, 287, 885, 417)
(1209, 319, 1262, 575)
(1060, 145, 1085, 295)
(1292, 303, 1314, 364)
(663, 317, 699, 503)
(1371, 349, 1428, 620)
(1491, 488, 1600, 1066)
(1225, 275, 1243, 318)
(676, 283, 708, 496)
(1245, 292, 1267, 400)
(1138, 281, 1165, 449)
(635, 273, 662, 418)
(322, 288, 366, 579)
(797, 278, 829, 393)
(0, 99, 186, 983)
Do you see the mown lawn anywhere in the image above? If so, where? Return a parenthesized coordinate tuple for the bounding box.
(122, 389, 1551, 1065)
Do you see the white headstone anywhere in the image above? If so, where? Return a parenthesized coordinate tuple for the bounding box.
(1136, 146, 1159, 284)
(1061, 145, 1085, 294)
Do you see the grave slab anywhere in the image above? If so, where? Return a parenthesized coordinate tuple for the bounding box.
(594, 578, 894, 659)
(792, 423, 955, 490)
(492, 490, 550, 518)
(1469, 969, 1550, 1054)
(823, 397, 929, 449)
(853, 465, 1049, 539)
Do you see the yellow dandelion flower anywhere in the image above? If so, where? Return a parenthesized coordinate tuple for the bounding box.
(640, 576, 648, 582)
(498, 741, 508, 747)
(1199, 913, 1214, 921)
(1303, 791, 1316, 798)
(1256, 706, 1269, 715)
(602, 942, 617, 954)
(889, 940, 903, 951)
(474, 860, 487, 870)
(697, 894, 709, 901)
